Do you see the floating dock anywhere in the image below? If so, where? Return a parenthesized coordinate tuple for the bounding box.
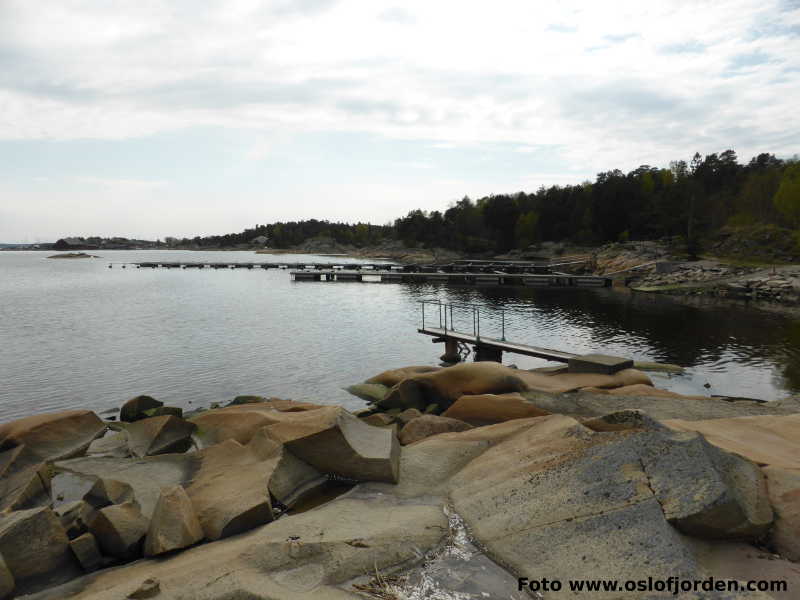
(290, 270, 610, 287)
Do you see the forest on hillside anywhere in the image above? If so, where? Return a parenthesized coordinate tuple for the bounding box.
(179, 150, 800, 255)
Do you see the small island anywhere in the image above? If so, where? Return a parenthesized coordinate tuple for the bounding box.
(47, 252, 99, 259)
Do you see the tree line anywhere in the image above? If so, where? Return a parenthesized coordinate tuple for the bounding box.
(179, 150, 800, 254)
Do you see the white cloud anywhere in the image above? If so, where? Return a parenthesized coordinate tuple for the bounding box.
(0, 0, 798, 238)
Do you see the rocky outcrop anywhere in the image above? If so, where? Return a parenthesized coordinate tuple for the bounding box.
(143, 486, 203, 556)
(345, 383, 390, 404)
(125, 416, 196, 457)
(398, 414, 472, 445)
(24, 493, 448, 600)
(119, 396, 163, 423)
(263, 406, 400, 483)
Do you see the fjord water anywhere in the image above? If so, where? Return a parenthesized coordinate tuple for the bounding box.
(2, 250, 800, 422)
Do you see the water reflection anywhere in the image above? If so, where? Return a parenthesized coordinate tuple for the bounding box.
(1, 251, 799, 423)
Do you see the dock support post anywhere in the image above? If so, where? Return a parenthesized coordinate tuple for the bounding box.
(440, 338, 460, 363)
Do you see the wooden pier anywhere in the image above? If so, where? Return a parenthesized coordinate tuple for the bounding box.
(290, 270, 610, 288)
(121, 257, 589, 274)
(418, 301, 632, 370)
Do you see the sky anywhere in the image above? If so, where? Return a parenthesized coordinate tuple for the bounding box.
(1, 0, 799, 242)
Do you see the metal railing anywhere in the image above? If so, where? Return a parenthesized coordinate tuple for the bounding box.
(419, 300, 506, 341)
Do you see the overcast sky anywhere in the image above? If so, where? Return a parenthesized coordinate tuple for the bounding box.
(1, 0, 798, 241)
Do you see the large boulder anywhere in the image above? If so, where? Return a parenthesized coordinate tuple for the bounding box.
(263, 406, 400, 483)
(89, 502, 149, 559)
(442, 392, 550, 425)
(434, 414, 777, 591)
(125, 416, 197, 457)
(143, 486, 203, 556)
(365, 365, 441, 387)
(0, 410, 106, 461)
(398, 415, 473, 446)
(247, 429, 326, 508)
(345, 383, 390, 404)
(640, 431, 773, 539)
(189, 400, 322, 447)
(0, 507, 77, 590)
(119, 396, 163, 423)
(185, 440, 276, 540)
(762, 466, 800, 561)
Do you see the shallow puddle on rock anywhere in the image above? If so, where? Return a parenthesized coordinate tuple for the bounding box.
(284, 480, 355, 515)
(349, 505, 531, 600)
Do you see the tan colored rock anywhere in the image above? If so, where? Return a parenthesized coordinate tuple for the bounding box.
(247, 429, 326, 508)
(185, 440, 276, 540)
(86, 431, 131, 458)
(189, 400, 322, 447)
(120, 396, 163, 423)
(381, 362, 652, 413)
(264, 406, 400, 483)
(442, 392, 550, 425)
(54, 500, 94, 538)
(85, 477, 136, 508)
(89, 502, 149, 559)
(398, 415, 473, 446)
(345, 383, 390, 404)
(664, 414, 800, 469)
(126, 416, 197, 457)
(361, 413, 394, 427)
(0, 507, 76, 584)
(0, 410, 106, 461)
(0, 554, 12, 600)
(69, 532, 103, 572)
(395, 408, 422, 425)
(762, 466, 800, 561)
(143, 486, 203, 556)
(127, 577, 160, 599)
(366, 365, 441, 387)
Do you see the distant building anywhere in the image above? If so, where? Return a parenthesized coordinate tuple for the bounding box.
(250, 235, 269, 247)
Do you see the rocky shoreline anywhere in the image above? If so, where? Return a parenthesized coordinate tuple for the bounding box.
(0, 360, 798, 599)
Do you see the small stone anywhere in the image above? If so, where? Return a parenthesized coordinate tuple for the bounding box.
(127, 578, 160, 599)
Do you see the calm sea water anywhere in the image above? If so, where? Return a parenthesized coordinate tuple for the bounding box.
(2, 250, 800, 422)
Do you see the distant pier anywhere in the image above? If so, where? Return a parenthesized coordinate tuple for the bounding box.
(290, 270, 610, 288)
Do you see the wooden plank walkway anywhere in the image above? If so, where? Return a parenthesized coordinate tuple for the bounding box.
(419, 327, 578, 362)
